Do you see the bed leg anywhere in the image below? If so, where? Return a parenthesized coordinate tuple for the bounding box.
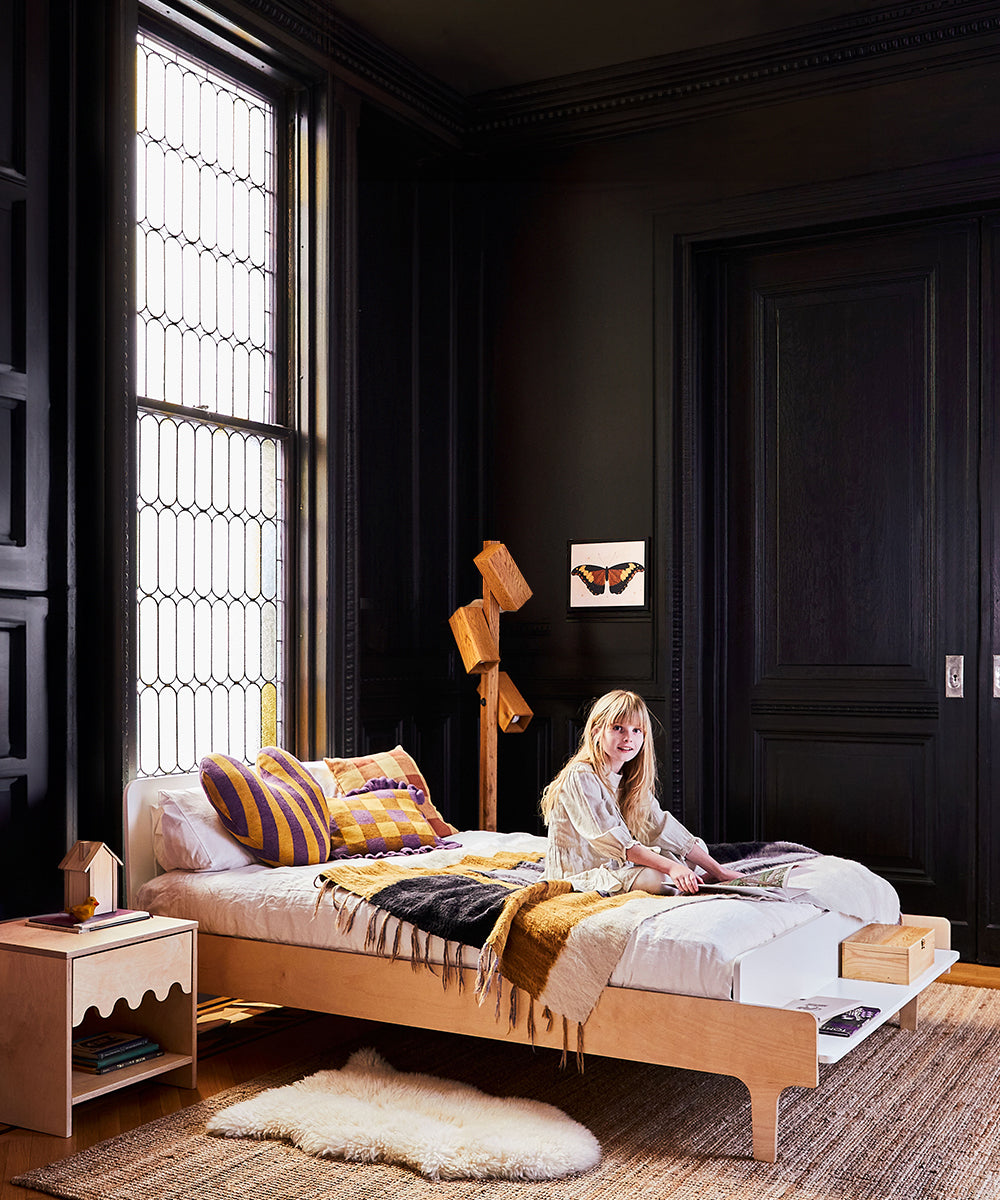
(747, 1082, 783, 1163)
(896, 995, 919, 1031)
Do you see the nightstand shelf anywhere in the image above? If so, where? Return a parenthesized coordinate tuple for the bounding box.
(0, 915, 198, 1136)
(71, 1050, 194, 1103)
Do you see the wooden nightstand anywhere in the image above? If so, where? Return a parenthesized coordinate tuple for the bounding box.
(0, 914, 197, 1136)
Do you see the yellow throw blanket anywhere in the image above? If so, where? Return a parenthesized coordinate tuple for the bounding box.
(317, 852, 694, 1040)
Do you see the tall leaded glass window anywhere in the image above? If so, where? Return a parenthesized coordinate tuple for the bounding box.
(135, 30, 287, 775)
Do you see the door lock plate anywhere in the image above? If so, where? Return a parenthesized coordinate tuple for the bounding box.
(945, 654, 964, 699)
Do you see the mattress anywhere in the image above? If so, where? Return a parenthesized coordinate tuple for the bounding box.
(136, 828, 893, 1001)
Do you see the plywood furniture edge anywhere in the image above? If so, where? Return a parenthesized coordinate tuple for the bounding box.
(902, 911, 951, 951)
(0, 917, 198, 1136)
(197, 931, 817, 1162)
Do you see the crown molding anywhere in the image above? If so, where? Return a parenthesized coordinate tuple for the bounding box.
(236, 0, 467, 143)
(189, 0, 1000, 152)
(467, 0, 1000, 149)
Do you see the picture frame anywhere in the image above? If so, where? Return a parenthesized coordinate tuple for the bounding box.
(567, 538, 649, 614)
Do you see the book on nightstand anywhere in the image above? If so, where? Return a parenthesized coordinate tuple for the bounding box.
(72, 1031, 163, 1073)
(73, 1046, 164, 1074)
(26, 908, 151, 934)
(72, 1031, 154, 1061)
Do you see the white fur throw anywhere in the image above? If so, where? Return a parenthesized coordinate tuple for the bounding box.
(207, 1047, 601, 1181)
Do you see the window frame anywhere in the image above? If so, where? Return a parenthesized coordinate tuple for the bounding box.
(128, 3, 326, 778)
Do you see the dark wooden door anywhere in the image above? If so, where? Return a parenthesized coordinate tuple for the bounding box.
(0, 0, 56, 919)
(714, 219, 982, 960)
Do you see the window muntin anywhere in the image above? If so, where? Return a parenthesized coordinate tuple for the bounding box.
(135, 30, 286, 775)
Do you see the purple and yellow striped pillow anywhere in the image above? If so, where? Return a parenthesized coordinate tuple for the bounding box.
(199, 748, 331, 867)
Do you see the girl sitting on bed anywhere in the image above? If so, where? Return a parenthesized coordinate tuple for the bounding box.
(540, 689, 742, 895)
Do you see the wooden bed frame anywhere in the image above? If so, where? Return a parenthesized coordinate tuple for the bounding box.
(124, 772, 958, 1162)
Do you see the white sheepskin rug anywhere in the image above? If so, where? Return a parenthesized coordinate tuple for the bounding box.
(207, 1047, 601, 1181)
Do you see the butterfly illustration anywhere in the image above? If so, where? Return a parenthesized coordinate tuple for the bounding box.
(571, 562, 645, 597)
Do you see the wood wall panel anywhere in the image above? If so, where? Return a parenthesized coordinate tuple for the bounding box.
(358, 711, 463, 827)
(0, 194, 9, 369)
(0, 394, 18, 548)
(763, 279, 932, 683)
(0, 613, 18, 759)
(0, 595, 53, 918)
(0, 0, 23, 174)
(758, 732, 933, 881)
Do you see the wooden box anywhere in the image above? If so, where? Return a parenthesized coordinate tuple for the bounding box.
(448, 600, 500, 674)
(474, 543, 532, 612)
(840, 923, 935, 984)
(479, 670, 532, 733)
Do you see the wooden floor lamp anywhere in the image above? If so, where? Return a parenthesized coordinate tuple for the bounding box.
(448, 541, 533, 830)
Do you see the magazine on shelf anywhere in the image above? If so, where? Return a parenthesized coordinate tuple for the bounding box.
(817, 1006, 882, 1038)
(784, 995, 883, 1036)
(784, 995, 870, 1023)
(26, 908, 151, 934)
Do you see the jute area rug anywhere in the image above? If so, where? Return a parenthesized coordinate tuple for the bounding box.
(14, 982, 1000, 1200)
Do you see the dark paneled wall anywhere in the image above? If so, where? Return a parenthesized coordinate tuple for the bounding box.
(355, 106, 486, 830)
(478, 50, 1000, 950)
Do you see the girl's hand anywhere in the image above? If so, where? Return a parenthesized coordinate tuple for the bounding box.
(705, 865, 743, 883)
(665, 862, 700, 894)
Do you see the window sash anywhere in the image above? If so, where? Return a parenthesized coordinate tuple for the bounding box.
(134, 25, 290, 775)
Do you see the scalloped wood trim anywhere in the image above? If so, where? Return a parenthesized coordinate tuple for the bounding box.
(72, 933, 193, 1025)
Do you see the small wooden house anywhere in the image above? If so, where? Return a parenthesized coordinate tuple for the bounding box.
(59, 841, 123, 915)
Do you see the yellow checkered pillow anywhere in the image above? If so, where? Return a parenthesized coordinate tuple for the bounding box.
(328, 783, 444, 859)
(324, 746, 458, 836)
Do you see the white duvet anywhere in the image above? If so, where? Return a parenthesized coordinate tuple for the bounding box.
(137, 829, 900, 1002)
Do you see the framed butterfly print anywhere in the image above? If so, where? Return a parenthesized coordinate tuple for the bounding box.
(568, 539, 649, 614)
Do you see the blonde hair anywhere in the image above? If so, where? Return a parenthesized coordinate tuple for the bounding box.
(540, 689, 659, 839)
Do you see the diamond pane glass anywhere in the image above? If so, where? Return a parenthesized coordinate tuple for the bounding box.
(136, 35, 275, 422)
(136, 411, 285, 773)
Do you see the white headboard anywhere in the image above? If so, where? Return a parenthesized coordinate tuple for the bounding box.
(122, 761, 337, 907)
(122, 771, 200, 907)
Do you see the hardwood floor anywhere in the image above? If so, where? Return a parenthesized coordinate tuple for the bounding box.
(0, 1012, 368, 1200)
(3, 964, 999, 1198)
(940, 962, 1000, 989)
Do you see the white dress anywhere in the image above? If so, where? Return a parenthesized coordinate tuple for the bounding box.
(542, 762, 703, 892)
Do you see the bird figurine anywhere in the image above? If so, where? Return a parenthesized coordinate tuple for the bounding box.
(65, 896, 99, 923)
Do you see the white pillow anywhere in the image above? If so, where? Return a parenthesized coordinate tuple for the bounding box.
(301, 759, 337, 795)
(152, 785, 258, 872)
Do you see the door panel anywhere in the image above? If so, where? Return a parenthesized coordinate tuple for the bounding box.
(720, 221, 979, 959)
(0, 0, 55, 919)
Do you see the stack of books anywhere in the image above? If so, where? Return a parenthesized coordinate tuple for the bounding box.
(72, 1031, 164, 1075)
